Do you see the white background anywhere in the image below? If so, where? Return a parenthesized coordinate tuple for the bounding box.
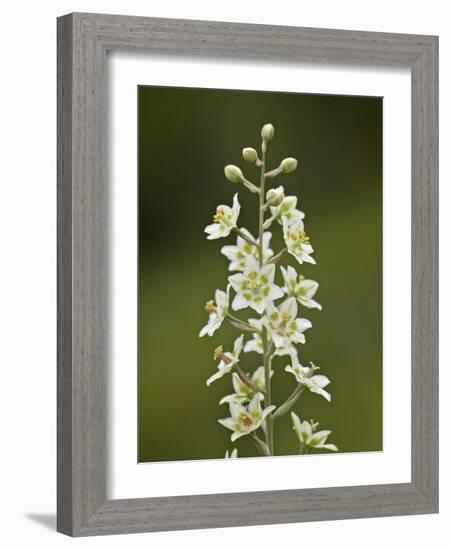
(0, 1, 447, 549)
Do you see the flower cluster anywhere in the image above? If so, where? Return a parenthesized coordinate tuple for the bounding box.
(199, 123, 337, 457)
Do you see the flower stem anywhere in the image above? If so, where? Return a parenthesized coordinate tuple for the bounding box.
(226, 313, 255, 332)
(265, 247, 287, 265)
(259, 142, 274, 455)
(271, 366, 316, 421)
(234, 364, 266, 394)
(233, 227, 259, 247)
(249, 432, 270, 456)
(272, 383, 305, 420)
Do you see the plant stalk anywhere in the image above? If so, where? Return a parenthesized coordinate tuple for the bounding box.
(259, 142, 274, 455)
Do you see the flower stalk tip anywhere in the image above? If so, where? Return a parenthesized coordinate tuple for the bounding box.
(261, 123, 275, 142)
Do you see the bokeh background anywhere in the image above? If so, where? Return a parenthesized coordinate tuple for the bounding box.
(138, 85, 382, 462)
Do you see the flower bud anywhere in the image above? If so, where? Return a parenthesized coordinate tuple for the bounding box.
(261, 123, 275, 142)
(266, 186, 285, 206)
(224, 164, 244, 184)
(280, 157, 298, 174)
(242, 147, 258, 164)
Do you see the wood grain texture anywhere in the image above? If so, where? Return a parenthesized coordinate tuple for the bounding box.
(57, 12, 439, 536)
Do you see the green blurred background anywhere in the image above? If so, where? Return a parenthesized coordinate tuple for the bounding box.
(138, 86, 382, 462)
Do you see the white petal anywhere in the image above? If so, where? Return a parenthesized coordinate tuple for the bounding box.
(229, 400, 247, 419)
(261, 262, 275, 283)
(215, 288, 228, 310)
(280, 296, 297, 318)
(230, 431, 246, 442)
(296, 318, 312, 332)
(291, 412, 302, 437)
(218, 417, 236, 431)
(231, 294, 249, 311)
(262, 405, 276, 420)
(249, 299, 266, 315)
(248, 393, 263, 415)
(243, 254, 259, 274)
(207, 370, 225, 386)
(266, 284, 284, 301)
(264, 300, 277, 318)
(243, 337, 262, 354)
(221, 245, 239, 262)
(248, 318, 263, 330)
(311, 374, 330, 388)
(262, 231, 272, 249)
(231, 193, 241, 220)
(321, 443, 338, 451)
(233, 334, 244, 356)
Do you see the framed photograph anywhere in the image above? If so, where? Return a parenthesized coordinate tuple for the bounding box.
(57, 13, 438, 536)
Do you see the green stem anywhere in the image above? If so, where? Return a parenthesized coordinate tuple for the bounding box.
(249, 432, 270, 456)
(259, 141, 274, 455)
(234, 364, 266, 394)
(272, 383, 305, 420)
(226, 312, 255, 331)
(298, 442, 311, 455)
(265, 247, 287, 265)
(272, 366, 316, 421)
(233, 227, 259, 247)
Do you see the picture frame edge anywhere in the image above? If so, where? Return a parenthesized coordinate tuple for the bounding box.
(57, 12, 439, 537)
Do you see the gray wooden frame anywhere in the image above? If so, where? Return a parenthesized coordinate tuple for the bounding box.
(57, 12, 439, 537)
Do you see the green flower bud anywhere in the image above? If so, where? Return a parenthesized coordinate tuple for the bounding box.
(242, 147, 258, 164)
(224, 164, 244, 184)
(266, 186, 285, 206)
(261, 123, 275, 142)
(280, 157, 298, 174)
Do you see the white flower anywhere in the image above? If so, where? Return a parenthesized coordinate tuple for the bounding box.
(281, 265, 322, 310)
(204, 193, 241, 240)
(206, 335, 244, 386)
(282, 218, 316, 265)
(285, 356, 331, 402)
(228, 256, 283, 314)
(219, 366, 272, 405)
(243, 318, 265, 354)
(199, 285, 230, 337)
(267, 196, 305, 227)
(291, 412, 338, 452)
(221, 229, 273, 271)
(219, 393, 275, 442)
(225, 448, 238, 459)
(263, 297, 312, 352)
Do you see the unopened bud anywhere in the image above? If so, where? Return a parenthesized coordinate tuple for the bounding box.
(280, 157, 298, 174)
(242, 147, 258, 163)
(224, 164, 244, 184)
(261, 123, 275, 142)
(266, 186, 285, 206)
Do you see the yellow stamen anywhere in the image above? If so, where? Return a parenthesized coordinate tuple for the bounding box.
(213, 207, 225, 223)
(213, 346, 224, 360)
(296, 231, 310, 244)
(280, 311, 291, 327)
(310, 420, 319, 432)
(205, 300, 216, 313)
(242, 415, 253, 428)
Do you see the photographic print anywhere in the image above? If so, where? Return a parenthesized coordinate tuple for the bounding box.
(138, 86, 382, 462)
